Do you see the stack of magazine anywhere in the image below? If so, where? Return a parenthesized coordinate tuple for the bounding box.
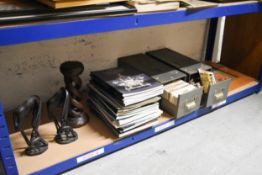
(0, 0, 136, 24)
(89, 67, 164, 137)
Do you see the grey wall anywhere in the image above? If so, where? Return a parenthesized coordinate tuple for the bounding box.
(0, 20, 208, 111)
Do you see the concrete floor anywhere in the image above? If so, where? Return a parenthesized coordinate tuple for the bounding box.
(63, 93, 262, 175)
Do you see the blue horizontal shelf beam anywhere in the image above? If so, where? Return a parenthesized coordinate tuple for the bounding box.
(0, 2, 262, 46)
(30, 83, 260, 175)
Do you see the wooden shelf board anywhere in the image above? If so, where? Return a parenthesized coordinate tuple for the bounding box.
(209, 63, 259, 95)
(10, 109, 173, 175)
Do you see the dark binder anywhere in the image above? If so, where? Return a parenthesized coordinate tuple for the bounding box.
(0, 0, 136, 24)
(146, 48, 212, 81)
(118, 54, 186, 84)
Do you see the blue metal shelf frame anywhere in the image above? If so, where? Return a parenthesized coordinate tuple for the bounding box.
(0, 103, 19, 175)
(0, 2, 262, 46)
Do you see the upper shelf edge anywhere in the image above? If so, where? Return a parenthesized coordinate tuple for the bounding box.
(0, 1, 261, 46)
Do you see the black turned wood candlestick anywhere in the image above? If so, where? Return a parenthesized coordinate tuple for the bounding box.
(13, 96, 48, 156)
(60, 61, 88, 128)
(47, 88, 78, 144)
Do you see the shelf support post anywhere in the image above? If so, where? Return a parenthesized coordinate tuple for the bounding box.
(0, 103, 19, 175)
(205, 17, 226, 62)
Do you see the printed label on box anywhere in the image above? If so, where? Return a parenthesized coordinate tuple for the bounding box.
(212, 100, 227, 109)
(76, 148, 104, 164)
(154, 120, 175, 133)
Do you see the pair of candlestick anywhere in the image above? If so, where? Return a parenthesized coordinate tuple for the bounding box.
(12, 61, 88, 156)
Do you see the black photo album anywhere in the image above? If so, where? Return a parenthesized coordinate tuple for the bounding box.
(118, 53, 187, 84)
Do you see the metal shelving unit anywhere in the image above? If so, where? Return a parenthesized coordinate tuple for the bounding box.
(0, 1, 262, 46)
(0, 1, 262, 175)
